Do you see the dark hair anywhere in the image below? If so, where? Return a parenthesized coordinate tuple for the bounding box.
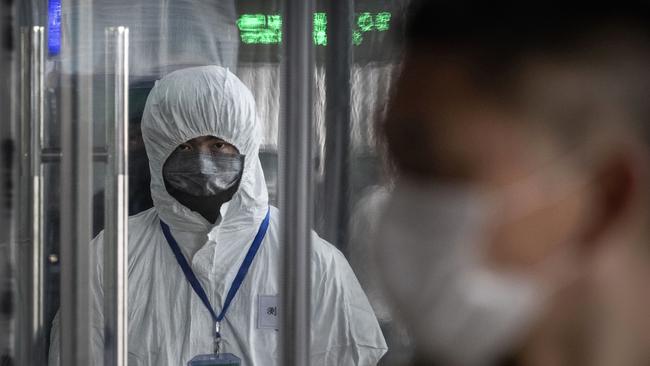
(398, 1, 650, 148)
(405, 2, 650, 52)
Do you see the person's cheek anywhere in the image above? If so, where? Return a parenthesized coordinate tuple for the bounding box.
(225, 145, 239, 155)
(484, 192, 586, 272)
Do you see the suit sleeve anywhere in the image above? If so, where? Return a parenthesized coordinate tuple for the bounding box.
(309, 237, 388, 366)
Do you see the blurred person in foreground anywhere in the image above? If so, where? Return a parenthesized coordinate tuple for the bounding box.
(375, 2, 650, 366)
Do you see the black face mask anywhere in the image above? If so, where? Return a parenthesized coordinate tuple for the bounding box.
(163, 151, 245, 223)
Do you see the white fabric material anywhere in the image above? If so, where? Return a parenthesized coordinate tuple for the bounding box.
(375, 179, 542, 366)
(348, 186, 392, 322)
(48, 66, 387, 365)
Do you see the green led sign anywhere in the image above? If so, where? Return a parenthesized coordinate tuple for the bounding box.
(313, 12, 328, 46)
(237, 14, 283, 44)
(353, 12, 391, 46)
(236, 12, 391, 46)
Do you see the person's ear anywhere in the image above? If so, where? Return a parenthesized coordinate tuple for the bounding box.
(580, 149, 639, 249)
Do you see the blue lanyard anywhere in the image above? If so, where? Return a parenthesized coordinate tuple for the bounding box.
(160, 207, 270, 338)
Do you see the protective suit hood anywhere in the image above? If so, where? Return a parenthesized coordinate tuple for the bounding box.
(141, 65, 268, 233)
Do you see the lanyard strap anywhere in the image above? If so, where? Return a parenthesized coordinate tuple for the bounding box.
(160, 207, 271, 326)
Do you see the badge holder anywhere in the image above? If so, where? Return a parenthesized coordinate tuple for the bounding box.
(188, 322, 241, 366)
(187, 353, 241, 366)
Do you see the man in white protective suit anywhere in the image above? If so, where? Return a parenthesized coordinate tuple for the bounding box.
(49, 66, 387, 365)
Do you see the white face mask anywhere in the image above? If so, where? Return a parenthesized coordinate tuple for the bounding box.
(374, 179, 548, 366)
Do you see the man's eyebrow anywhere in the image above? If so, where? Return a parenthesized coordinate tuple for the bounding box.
(211, 138, 231, 144)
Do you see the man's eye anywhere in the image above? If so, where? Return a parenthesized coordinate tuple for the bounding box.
(178, 144, 192, 151)
(214, 143, 225, 149)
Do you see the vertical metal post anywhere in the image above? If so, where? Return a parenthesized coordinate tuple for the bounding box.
(280, 0, 314, 365)
(60, 0, 94, 363)
(0, 0, 14, 239)
(0, 0, 14, 360)
(0, 0, 14, 224)
(18, 25, 45, 366)
(104, 26, 129, 366)
(322, 0, 353, 248)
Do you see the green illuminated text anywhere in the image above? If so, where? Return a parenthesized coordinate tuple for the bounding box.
(236, 12, 392, 46)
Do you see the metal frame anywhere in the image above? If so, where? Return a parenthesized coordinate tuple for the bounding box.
(0, 0, 13, 360)
(15, 10, 130, 366)
(280, 0, 314, 365)
(40, 147, 109, 163)
(104, 26, 129, 366)
(322, 0, 354, 248)
(59, 0, 94, 363)
(17, 25, 45, 366)
(0, 0, 13, 231)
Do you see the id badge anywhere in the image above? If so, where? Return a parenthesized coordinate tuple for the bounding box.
(187, 353, 241, 366)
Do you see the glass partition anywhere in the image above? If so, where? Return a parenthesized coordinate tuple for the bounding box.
(6, 0, 411, 365)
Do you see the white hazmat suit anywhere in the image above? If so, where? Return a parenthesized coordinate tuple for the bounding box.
(49, 66, 387, 365)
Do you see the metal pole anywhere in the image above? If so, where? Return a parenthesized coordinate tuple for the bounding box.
(322, 0, 353, 249)
(280, 0, 314, 365)
(0, 0, 15, 360)
(60, 0, 94, 363)
(0, 0, 13, 225)
(104, 26, 129, 366)
(0, 0, 14, 241)
(18, 25, 45, 366)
